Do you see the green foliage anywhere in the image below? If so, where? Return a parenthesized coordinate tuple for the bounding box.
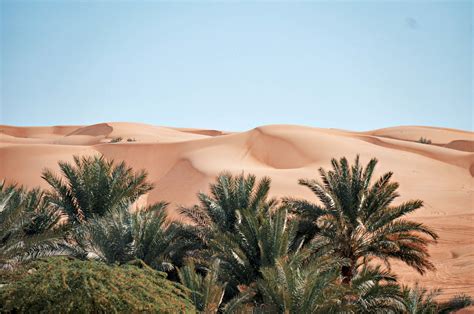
(438, 295, 473, 314)
(0, 156, 463, 313)
(180, 172, 274, 234)
(418, 137, 432, 144)
(211, 205, 300, 297)
(42, 155, 153, 224)
(178, 172, 279, 294)
(254, 254, 342, 313)
(178, 259, 226, 313)
(0, 257, 195, 313)
(402, 284, 473, 314)
(402, 284, 439, 313)
(0, 182, 69, 269)
(347, 265, 404, 312)
(285, 156, 438, 282)
(76, 202, 198, 272)
(226, 254, 406, 313)
(110, 137, 123, 143)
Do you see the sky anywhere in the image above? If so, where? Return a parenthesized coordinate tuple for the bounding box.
(1, 1, 472, 131)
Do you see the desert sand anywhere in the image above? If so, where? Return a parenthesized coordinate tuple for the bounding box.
(0, 122, 473, 300)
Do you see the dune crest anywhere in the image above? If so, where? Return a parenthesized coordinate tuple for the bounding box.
(66, 123, 113, 137)
(1, 122, 473, 300)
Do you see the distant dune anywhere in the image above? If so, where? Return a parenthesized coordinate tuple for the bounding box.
(1, 122, 473, 300)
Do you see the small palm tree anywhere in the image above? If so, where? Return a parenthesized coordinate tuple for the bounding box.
(42, 155, 153, 224)
(402, 284, 473, 314)
(76, 202, 197, 272)
(178, 172, 277, 280)
(178, 259, 226, 313)
(284, 156, 438, 283)
(211, 205, 300, 299)
(226, 252, 405, 313)
(255, 253, 342, 313)
(0, 182, 68, 268)
(179, 172, 274, 234)
(346, 266, 404, 312)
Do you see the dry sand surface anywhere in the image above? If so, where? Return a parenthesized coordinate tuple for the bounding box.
(1, 122, 473, 301)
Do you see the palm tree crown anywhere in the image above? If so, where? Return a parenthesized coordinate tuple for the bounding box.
(76, 202, 197, 272)
(401, 284, 472, 314)
(0, 182, 66, 268)
(180, 172, 274, 233)
(284, 156, 438, 283)
(42, 155, 153, 223)
(211, 204, 300, 299)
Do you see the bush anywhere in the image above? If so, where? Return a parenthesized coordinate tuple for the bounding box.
(110, 137, 123, 143)
(418, 137, 432, 144)
(127, 138, 136, 142)
(0, 257, 195, 313)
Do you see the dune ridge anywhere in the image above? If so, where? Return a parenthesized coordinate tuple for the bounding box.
(0, 122, 473, 300)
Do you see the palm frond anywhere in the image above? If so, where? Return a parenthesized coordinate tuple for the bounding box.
(178, 258, 226, 312)
(0, 183, 70, 269)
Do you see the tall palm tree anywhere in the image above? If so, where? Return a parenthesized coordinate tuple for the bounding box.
(284, 156, 438, 283)
(177, 259, 226, 313)
(42, 155, 153, 224)
(0, 182, 68, 268)
(76, 202, 198, 272)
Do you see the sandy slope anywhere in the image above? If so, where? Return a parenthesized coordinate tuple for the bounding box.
(1, 122, 473, 300)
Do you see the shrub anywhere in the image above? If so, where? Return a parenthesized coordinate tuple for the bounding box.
(127, 138, 136, 142)
(0, 257, 195, 313)
(110, 137, 123, 143)
(418, 137, 432, 144)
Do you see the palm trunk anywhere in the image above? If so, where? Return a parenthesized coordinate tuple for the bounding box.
(341, 265, 353, 284)
(341, 258, 356, 284)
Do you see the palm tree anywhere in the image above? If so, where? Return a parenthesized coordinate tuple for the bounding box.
(42, 155, 153, 224)
(401, 284, 472, 314)
(284, 156, 438, 283)
(0, 182, 68, 268)
(225, 252, 405, 313)
(179, 172, 274, 234)
(346, 266, 404, 312)
(76, 202, 198, 272)
(177, 259, 226, 313)
(211, 204, 301, 299)
(254, 253, 343, 313)
(178, 172, 277, 280)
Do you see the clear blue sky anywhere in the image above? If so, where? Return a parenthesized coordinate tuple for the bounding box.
(1, 1, 472, 131)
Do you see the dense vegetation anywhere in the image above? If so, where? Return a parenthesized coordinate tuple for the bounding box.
(0, 155, 471, 313)
(0, 257, 195, 313)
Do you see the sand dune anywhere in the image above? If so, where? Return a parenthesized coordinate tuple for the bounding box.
(364, 125, 473, 144)
(0, 122, 473, 300)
